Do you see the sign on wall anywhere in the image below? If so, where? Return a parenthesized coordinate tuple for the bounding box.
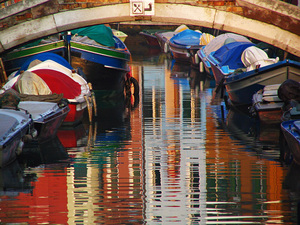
(130, 0, 154, 16)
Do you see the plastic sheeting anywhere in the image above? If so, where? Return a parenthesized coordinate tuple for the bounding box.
(241, 46, 279, 71)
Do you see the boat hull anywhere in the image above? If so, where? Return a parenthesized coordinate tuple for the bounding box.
(63, 101, 87, 126)
(225, 60, 300, 106)
(155, 31, 177, 53)
(281, 120, 300, 165)
(18, 101, 70, 141)
(2, 37, 131, 95)
(2, 41, 66, 74)
(169, 43, 202, 66)
(139, 31, 160, 47)
(69, 40, 130, 92)
(36, 106, 70, 141)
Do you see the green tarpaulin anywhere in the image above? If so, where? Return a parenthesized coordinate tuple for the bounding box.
(71, 24, 115, 47)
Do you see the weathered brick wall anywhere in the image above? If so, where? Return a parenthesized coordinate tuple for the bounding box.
(0, 0, 240, 30)
(0, 0, 299, 36)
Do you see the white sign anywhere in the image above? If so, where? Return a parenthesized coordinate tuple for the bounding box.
(130, 0, 154, 16)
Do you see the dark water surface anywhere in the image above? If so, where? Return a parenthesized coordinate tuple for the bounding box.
(1, 37, 300, 224)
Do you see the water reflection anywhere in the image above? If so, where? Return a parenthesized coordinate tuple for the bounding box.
(0, 43, 299, 224)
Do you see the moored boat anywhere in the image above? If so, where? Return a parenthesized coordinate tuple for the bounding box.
(281, 120, 300, 165)
(207, 41, 255, 85)
(155, 24, 189, 53)
(250, 84, 284, 124)
(197, 32, 251, 78)
(2, 34, 66, 75)
(112, 29, 128, 43)
(18, 101, 70, 142)
(69, 25, 131, 94)
(1, 24, 131, 97)
(223, 46, 300, 106)
(1, 54, 94, 125)
(169, 29, 203, 65)
(0, 108, 33, 167)
(139, 29, 169, 47)
(250, 81, 300, 124)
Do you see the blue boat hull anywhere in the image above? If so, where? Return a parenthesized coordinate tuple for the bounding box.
(281, 120, 300, 165)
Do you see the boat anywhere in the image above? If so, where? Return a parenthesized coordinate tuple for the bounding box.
(1, 24, 131, 96)
(0, 108, 33, 168)
(18, 101, 70, 142)
(197, 32, 252, 78)
(69, 24, 131, 94)
(169, 29, 203, 65)
(1, 53, 94, 125)
(250, 81, 300, 124)
(223, 46, 300, 106)
(207, 41, 255, 85)
(112, 29, 128, 42)
(250, 84, 285, 124)
(155, 24, 189, 53)
(139, 29, 169, 47)
(2, 33, 67, 75)
(281, 120, 300, 165)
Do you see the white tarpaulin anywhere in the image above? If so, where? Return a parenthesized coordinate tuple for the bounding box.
(241, 46, 279, 72)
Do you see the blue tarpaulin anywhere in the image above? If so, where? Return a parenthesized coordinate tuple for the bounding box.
(213, 42, 254, 69)
(170, 29, 202, 46)
(16, 52, 73, 76)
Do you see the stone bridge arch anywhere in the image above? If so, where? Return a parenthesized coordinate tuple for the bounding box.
(0, 0, 299, 56)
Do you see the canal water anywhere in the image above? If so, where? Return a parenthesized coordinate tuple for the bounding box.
(0, 35, 299, 224)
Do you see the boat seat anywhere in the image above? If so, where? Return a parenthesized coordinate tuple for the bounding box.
(262, 84, 282, 102)
(262, 90, 281, 102)
(262, 95, 282, 102)
(263, 84, 281, 91)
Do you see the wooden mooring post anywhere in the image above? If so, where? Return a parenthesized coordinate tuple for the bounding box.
(0, 58, 7, 88)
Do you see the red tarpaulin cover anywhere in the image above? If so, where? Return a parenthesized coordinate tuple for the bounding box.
(30, 69, 82, 99)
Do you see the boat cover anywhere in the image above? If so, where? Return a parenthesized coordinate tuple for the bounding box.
(18, 101, 60, 121)
(199, 33, 215, 45)
(203, 33, 251, 57)
(14, 69, 81, 99)
(241, 46, 279, 71)
(71, 24, 115, 47)
(28, 60, 90, 96)
(212, 42, 255, 69)
(31, 69, 82, 99)
(170, 29, 202, 46)
(15, 71, 52, 95)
